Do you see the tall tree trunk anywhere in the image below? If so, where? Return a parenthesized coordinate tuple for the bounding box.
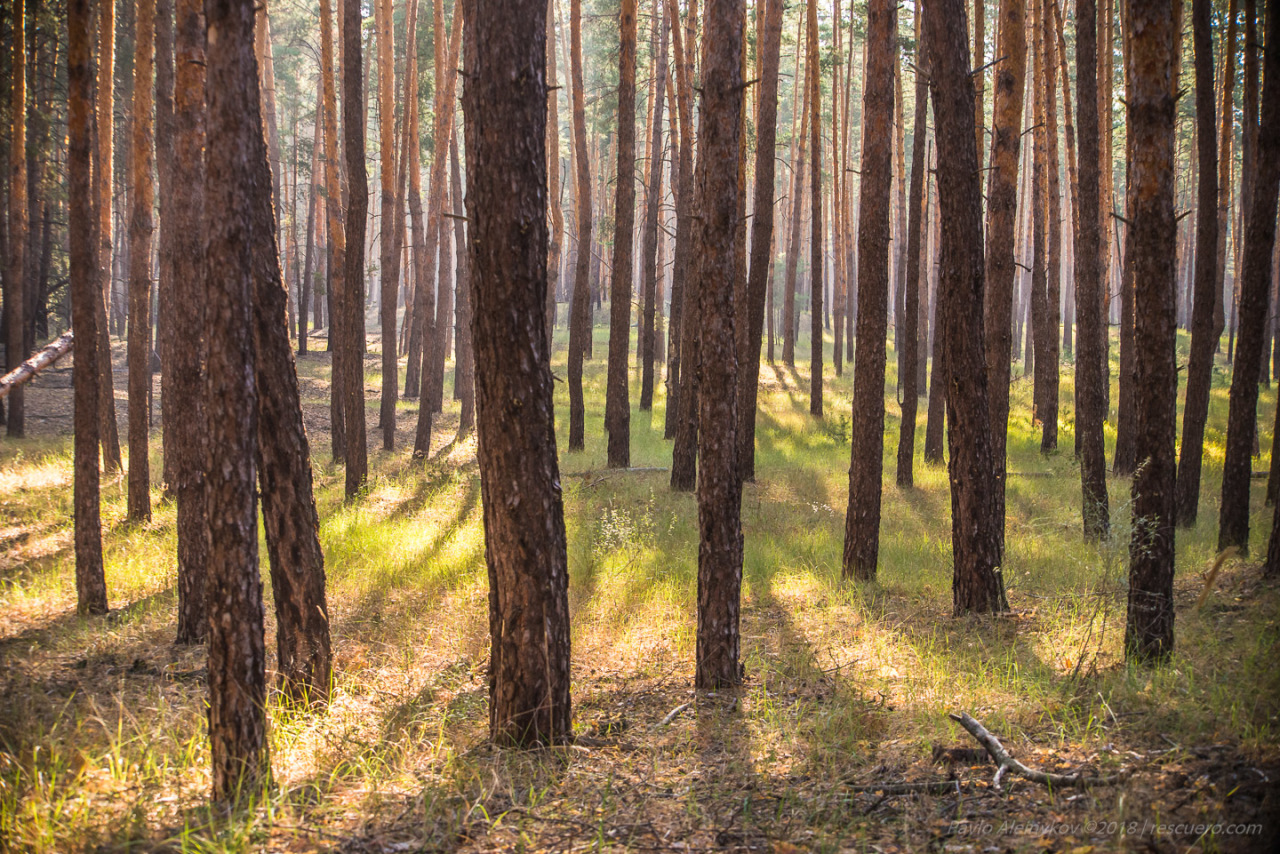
(6, 0, 28, 438)
(1051, 0, 1078, 367)
(640, 6, 670, 412)
(546, 0, 563, 348)
(298, 105, 322, 354)
(375, 0, 397, 449)
(843, 0, 895, 579)
(463, 0, 572, 744)
(1175, 0, 1221, 528)
(1074, 0, 1109, 540)
(450, 131, 475, 437)
(319, 0, 346, 461)
(736, 0, 781, 481)
(1124, 0, 1178, 663)
(1040, 0, 1061, 452)
(983, 0, 1026, 547)
(69, 0, 107, 615)
(428, 197, 455, 413)
(781, 11, 806, 370)
(694, 0, 744, 691)
(1098, 0, 1113, 411)
(203, 0, 269, 804)
(566, 0, 591, 451)
(830, 0, 845, 380)
(925, 0, 1008, 615)
(896, 10, 928, 491)
(1214, 0, 1238, 347)
(340, 0, 369, 494)
(1029, 0, 1050, 444)
(95, 0, 123, 470)
(155, 0, 176, 495)
(807, 0, 823, 418)
(1218, 0, 1280, 556)
(126, 0, 155, 521)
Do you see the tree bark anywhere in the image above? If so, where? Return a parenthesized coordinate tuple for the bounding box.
(694, 0, 744, 691)
(663, 0, 696, 439)
(566, 0, 591, 451)
(375, 0, 397, 449)
(925, 0, 1008, 615)
(843, 0, 895, 579)
(781, 12, 807, 370)
(1218, 0, 1280, 556)
(450, 131, 474, 437)
(156, 0, 176, 495)
(203, 0, 269, 803)
(1124, 0, 1178, 663)
(95, 0, 123, 470)
(318, 0, 346, 461)
(1040, 0, 1061, 452)
(807, 0, 823, 418)
(546, 0, 563, 349)
(463, 0, 572, 744)
(126, 0, 155, 521)
(6, 0, 28, 439)
(69, 0, 107, 615)
(1074, 0, 1109, 540)
(340, 0, 369, 494)
(640, 6, 670, 412)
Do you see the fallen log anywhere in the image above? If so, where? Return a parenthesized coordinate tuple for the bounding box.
(949, 711, 1124, 791)
(0, 331, 74, 401)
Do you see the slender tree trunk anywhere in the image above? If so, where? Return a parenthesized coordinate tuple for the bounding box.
(375, 0, 397, 449)
(567, 0, 591, 451)
(463, 0, 572, 744)
(1111, 0, 1137, 476)
(428, 202, 455, 413)
(1124, 0, 1178, 663)
(69, 0, 107, 615)
(340, 0, 369, 494)
(126, 0, 155, 522)
(663, 0, 696, 439)
(843, 0, 895, 579)
(546, 0, 563, 348)
(299, 107, 322, 354)
(1040, 0, 1061, 452)
(1175, 0, 1221, 529)
(694, 0, 744, 691)
(1029, 0, 1050, 439)
(95, 0, 123, 470)
(1074, 0, 1109, 540)
(925, 0, 1008, 615)
(736, 0, 782, 481)
(1218, 0, 1280, 556)
(782, 19, 807, 370)
(640, 7, 670, 412)
(319, 0, 346, 461)
(1214, 0, 1238, 348)
(807, 0, 823, 418)
(203, 0, 269, 804)
(450, 131, 475, 437)
(6, 0, 28, 438)
(156, 0, 176, 494)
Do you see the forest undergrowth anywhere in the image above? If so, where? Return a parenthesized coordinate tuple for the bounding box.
(1, 326, 1277, 853)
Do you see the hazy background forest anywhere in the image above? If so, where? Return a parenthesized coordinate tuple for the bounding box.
(1, 0, 1279, 850)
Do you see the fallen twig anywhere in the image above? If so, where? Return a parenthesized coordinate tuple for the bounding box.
(656, 702, 692, 727)
(949, 711, 1124, 791)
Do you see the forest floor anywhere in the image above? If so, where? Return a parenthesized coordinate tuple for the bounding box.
(1, 322, 1278, 853)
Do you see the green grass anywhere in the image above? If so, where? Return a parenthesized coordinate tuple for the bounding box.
(0, 320, 1277, 852)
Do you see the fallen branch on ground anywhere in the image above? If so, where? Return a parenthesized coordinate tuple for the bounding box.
(845, 779, 971, 795)
(0, 331, 74, 400)
(949, 711, 1124, 791)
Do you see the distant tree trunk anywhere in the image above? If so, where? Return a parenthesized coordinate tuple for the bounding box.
(693, 0, 744, 691)
(924, 0, 1008, 615)
(203, 0, 269, 803)
(1124, 0, 1178, 663)
(1112, 0, 1138, 477)
(1040, 0, 1061, 452)
(604, 0, 637, 468)
(640, 6, 670, 412)
(450, 131, 475, 437)
(1218, 0, 1280, 556)
(567, 0, 591, 451)
(340, 0, 369, 495)
(95, 0, 123, 470)
(1029, 0, 1050, 440)
(156, 0, 177, 495)
(983, 0, 1026, 547)
(1074, 0, 1109, 540)
(463, 0, 572, 744)
(69, 0, 107, 615)
(896, 11, 928, 491)
(781, 20, 807, 370)
(1175, 0, 1221, 529)
(375, 0, 397, 449)
(1214, 0, 1238, 347)
(1097, 0, 1113, 411)
(6, 0, 28, 438)
(736, 0, 781, 481)
(298, 107, 322, 354)
(973, 0, 984, 159)
(843, 0, 895, 580)
(428, 200, 455, 415)
(318, 0, 347, 462)
(1051, 0, 1078, 367)
(807, 0, 823, 418)
(830, 0, 845, 381)
(127, 0, 156, 522)
(546, 0, 563, 348)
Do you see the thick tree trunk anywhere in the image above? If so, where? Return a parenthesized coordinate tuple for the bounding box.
(69, 0, 107, 615)
(925, 0, 1008, 616)
(1218, 0, 1280, 556)
(694, 0, 744, 691)
(127, 0, 155, 522)
(567, 0, 591, 451)
(604, 0, 637, 468)
(843, 0, 895, 580)
(1074, 0, 1109, 540)
(463, 0, 572, 744)
(1175, 0, 1221, 529)
(736, 0, 781, 481)
(203, 0, 269, 803)
(6, 0, 28, 439)
(1124, 0, 1178, 663)
(340, 0, 369, 494)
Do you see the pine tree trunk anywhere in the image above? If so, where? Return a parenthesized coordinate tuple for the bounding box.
(843, 0, 895, 580)
(69, 0, 107, 615)
(463, 0, 572, 744)
(6, 0, 28, 438)
(203, 0, 269, 803)
(156, 0, 176, 495)
(604, 0, 636, 467)
(127, 0, 156, 521)
(781, 20, 807, 370)
(546, 0, 563, 348)
(925, 0, 1008, 615)
(95, 0, 123, 470)
(567, 0, 591, 451)
(1214, 0, 1238, 346)
(1124, 0, 1178, 663)
(640, 6, 670, 412)
(375, 0, 397, 449)
(450, 131, 475, 437)
(1040, 0, 1061, 452)
(318, 0, 347, 461)
(340, 0, 369, 494)
(807, 0, 823, 418)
